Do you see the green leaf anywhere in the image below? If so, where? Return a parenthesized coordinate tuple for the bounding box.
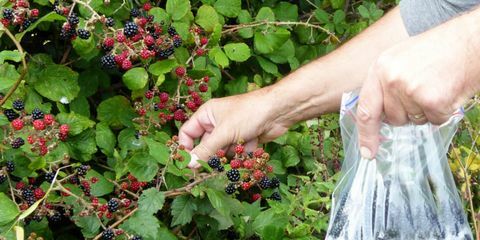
(0, 193, 19, 225)
(78, 68, 106, 98)
(15, 12, 66, 41)
(122, 67, 149, 91)
(72, 34, 98, 60)
(73, 215, 101, 238)
(170, 195, 197, 226)
(138, 188, 165, 215)
(237, 10, 253, 38)
(95, 122, 116, 156)
(120, 212, 160, 239)
(195, 5, 219, 32)
(56, 112, 95, 136)
(266, 39, 295, 64)
(144, 138, 170, 165)
(224, 43, 251, 62)
(150, 7, 170, 24)
(330, 0, 345, 9)
(208, 47, 229, 68)
(206, 189, 231, 217)
(166, 0, 190, 21)
(314, 9, 330, 24)
(35, 64, 80, 103)
(85, 170, 114, 196)
(128, 152, 159, 182)
(357, 5, 369, 19)
(256, 56, 278, 75)
(214, 0, 241, 18)
(148, 59, 178, 76)
(66, 129, 97, 161)
(224, 76, 247, 95)
(97, 96, 136, 128)
(0, 50, 22, 64)
(273, 2, 298, 22)
(255, 7, 275, 22)
(281, 145, 300, 167)
(0, 63, 20, 93)
(254, 28, 290, 54)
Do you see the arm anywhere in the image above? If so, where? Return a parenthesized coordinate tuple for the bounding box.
(180, 7, 409, 167)
(357, 6, 480, 159)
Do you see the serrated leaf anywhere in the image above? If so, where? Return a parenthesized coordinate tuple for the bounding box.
(56, 112, 95, 136)
(281, 145, 300, 167)
(237, 10, 253, 38)
(97, 96, 136, 128)
(0, 50, 22, 64)
(208, 46, 229, 68)
(254, 28, 290, 54)
(144, 138, 170, 165)
(255, 7, 275, 22)
(0, 193, 19, 225)
(35, 64, 80, 103)
(166, 0, 190, 20)
(273, 2, 298, 22)
(73, 215, 101, 238)
(128, 152, 159, 182)
(120, 212, 160, 239)
(170, 195, 197, 226)
(85, 170, 114, 196)
(122, 67, 149, 91)
(224, 43, 251, 62)
(214, 0, 241, 18)
(15, 12, 65, 41)
(148, 59, 178, 75)
(150, 7, 170, 24)
(138, 188, 165, 215)
(256, 56, 278, 75)
(195, 5, 218, 32)
(0, 63, 20, 93)
(95, 122, 116, 156)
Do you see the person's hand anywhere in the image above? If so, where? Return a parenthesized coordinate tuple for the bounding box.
(356, 20, 480, 159)
(179, 88, 289, 168)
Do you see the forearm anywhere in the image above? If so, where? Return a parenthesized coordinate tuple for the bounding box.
(261, 7, 408, 126)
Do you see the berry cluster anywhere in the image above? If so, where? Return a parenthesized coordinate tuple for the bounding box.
(53, 1, 90, 40)
(3, 100, 70, 155)
(0, 0, 39, 32)
(189, 26, 210, 57)
(207, 144, 282, 202)
(99, 4, 183, 70)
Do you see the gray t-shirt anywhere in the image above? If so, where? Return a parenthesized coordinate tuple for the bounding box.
(400, 0, 480, 36)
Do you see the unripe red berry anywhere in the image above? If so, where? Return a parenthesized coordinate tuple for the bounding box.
(203, 76, 209, 83)
(16, 182, 25, 189)
(116, 33, 126, 42)
(44, 114, 55, 125)
(266, 165, 273, 173)
(143, 2, 152, 11)
(59, 124, 69, 135)
(11, 118, 23, 130)
(137, 17, 147, 27)
(186, 101, 196, 111)
(144, 35, 154, 45)
(132, 33, 143, 42)
(253, 169, 264, 180)
(103, 37, 115, 48)
(33, 119, 46, 130)
(185, 78, 194, 86)
(230, 159, 242, 169)
(254, 148, 264, 158)
(173, 109, 186, 121)
(195, 48, 205, 56)
(92, 197, 99, 205)
(234, 144, 244, 154)
(90, 177, 99, 183)
(30, 9, 39, 17)
(137, 108, 146, 116)
(157, 102, 166, 110)
(243, 160, 254, 169)
(145, 90, 154, 99)
(175, 66, 186, 77)
(34, 188, 45, 199)
(242, 182, 251, 191)
(159, 92, 169, 103)
(120, 182, 128, 190)
(252, 193, 261, 202)
(140, 49, 151, 59)
(121, 59, 132, 70)
(27, 135, 34, 144)
(198, 83, 208, 92)
(114, 54, 126, 65)
(39, 146, 48, 155)
(200, 37, 208, 45)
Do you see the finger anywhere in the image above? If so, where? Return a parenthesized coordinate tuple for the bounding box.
(189, 127, 232, 168)
(357, 67, 384, 159)
(383, 90, 408, 125)
(423, 109, 451, 125)
(244, 139, 259, 153)
(179, 107, 216, 151)
(398, 94, 427, 125)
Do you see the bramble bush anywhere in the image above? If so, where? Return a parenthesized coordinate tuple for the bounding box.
(0, 0, 478, 239)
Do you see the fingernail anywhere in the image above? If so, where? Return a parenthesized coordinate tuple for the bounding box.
(188, 153, 200, 168)
(360, 146, 372, 159)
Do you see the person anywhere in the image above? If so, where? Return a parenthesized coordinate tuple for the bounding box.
(179, 0, 480, 168)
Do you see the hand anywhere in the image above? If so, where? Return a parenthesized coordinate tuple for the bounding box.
(356, 19, 480, 159)
(179, 89, 289, 168)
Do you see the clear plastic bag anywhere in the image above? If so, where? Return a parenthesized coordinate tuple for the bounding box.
(326, 92, 473, 240)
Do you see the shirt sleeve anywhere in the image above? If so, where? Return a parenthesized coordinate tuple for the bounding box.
(400, 0, 480, 36)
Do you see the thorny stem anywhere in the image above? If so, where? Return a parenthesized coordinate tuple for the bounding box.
(0, 26, 28, 107)
(222, 20, 341, 43)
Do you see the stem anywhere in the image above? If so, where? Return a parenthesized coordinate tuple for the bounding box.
(92, 208, 138, 240)
(0, 27, 28, 107)
(222, 20, 341, 43)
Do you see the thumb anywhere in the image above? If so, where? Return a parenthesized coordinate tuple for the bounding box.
(356, 67, 384, 159)
(188, 128, 231, 168)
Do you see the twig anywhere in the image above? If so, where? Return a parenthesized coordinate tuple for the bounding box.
(60, 45, 72, 64)
(0, 27, 28, 107)
(107, 178, 140, 199)
(92, 208, 138, 240)
(222, 20, 340, 43)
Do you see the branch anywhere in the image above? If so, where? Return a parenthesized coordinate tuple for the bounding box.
(222, 21, 341, 43)
(0, 26, 28, 107)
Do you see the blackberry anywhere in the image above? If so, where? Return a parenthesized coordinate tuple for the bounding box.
(21, 19, 32, 30)
(31, 108, 44, 120)
(77, 29, 90, 39)
(77, 165, 89, 176)
(269, 192, 281, 201)
(134, 131, 141, 139)
(6, 161, 14, 172)
(259, 177, 271, 189)
(32, 214, 42, 222)
(226, 169, 240, 182)
(12, 99, 24, 111)
(44, 172, 55, 183)
(69, 175, 80, 184)
(225, 183, 236, 195)
(4, 109, 19, 122)
(217, 165, 224, 172)
(67, 13, 79, 25)
(101, 42, 113, 52)
(207, 156, 221, 169)
(247, 152, 254, 158)
(22, 188, 34, 199)
(107, 198, 119, 212)
(102, 229, 115, 240)
(3, 8, 13, 20)
(100, 55, 116, 69)
(123, 21, 138, 37)
(270, 177, 280, 188)
(0, 174, 6, 184)
(54, 6, 62, 15)
(172, 35, 182, 48)
(130, 8, 140, 17)
(130, 236, 142, 240)
(11, 137, 25, 149)
(48, 211, 62, 223)
(167, 26, 177, 36)
(105, 17, 115, 27)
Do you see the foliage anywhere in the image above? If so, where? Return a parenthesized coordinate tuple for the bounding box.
(0, 0, 477, 239)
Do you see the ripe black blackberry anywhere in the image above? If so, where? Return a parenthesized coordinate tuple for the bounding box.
(67, 13, 79, 25)
(32, 214, 42, 222)
(123, 21, 138, 37)
(157, 46, 175, 58)
(44, 172, 55, 183)
(259, 177, 271, 189)
(22, 19, 32, 30)
(100, 55, 116, 69)
(130, 236, 142, 240)
(69, 175, 80, 184)
(172, 35, 182, 48)
(77, 29, 90, 39)
(3, 8, 13, 20)
(22, 188, 34, 199)
(48, 211, 62, 222)
(225, 183, 236, 195)
(102, 229, 115, 240)
(6, 161, 14, 172)
(107, 198, 119, 212)
(105, 17, 115, 27)
(130, 8, 140, 17)
(101, 42, 113, 52)
(270, 177, 280, 188)
(167, 26, 177, 36)
(31, 108, 44, 120)
(11, 137, 25, 149)
(208, 156, 221, 169)
(77, 164, 89, 176)
(217, 165, 224, 172)
(4, 109, 19, 122)
(226, 169, 240, 182)
(269, 192, 281, 201)
(0, 174, 6, 184)
(12, 99, 24, 111)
